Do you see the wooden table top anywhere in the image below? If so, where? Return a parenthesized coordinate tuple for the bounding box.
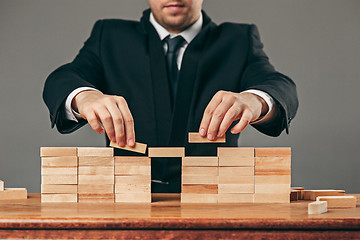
(0, 194, 359, 230)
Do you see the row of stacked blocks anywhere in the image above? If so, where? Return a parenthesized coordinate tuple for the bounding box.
(41, 146, 291, 203)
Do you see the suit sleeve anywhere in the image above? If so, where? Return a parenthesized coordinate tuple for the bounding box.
(240, 24, 299, 136)
(42, 20, 105, 134)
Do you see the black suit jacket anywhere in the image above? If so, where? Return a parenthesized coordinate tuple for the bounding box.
(43, 9, 298, 192)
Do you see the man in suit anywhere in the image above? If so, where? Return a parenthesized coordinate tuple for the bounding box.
(43, 0, 298, 193)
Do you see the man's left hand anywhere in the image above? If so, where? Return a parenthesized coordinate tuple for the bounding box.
(199, 90, 268, 140)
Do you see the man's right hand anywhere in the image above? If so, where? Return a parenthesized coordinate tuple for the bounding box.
(72, 90, 135, 147)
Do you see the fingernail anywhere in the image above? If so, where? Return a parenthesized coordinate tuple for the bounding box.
(128, 139, 134, 146)
(207, 134, 213, 140)
(200, 128, 205, 136)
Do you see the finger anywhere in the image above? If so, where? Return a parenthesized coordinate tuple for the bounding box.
(199, 92, 224, 137)
(105, 102, 126, 147)
(84, 111, 105, 135)
(207, 100, 233, 140)
(117, 99, 135, 147)
(96, 106, 117, 143)
(217, 104, 242, 137)
(231, 109, 253, 134)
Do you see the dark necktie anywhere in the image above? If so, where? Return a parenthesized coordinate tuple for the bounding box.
(164, 36, 185, 103)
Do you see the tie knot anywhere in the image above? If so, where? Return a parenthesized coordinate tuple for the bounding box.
(164, 35, 185, 53)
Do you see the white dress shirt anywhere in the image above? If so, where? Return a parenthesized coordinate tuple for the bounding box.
(65, 14, 276, 123)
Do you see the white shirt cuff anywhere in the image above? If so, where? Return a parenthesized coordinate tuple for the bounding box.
(64, 87, 102, 122)
(242, 89, 276, 124)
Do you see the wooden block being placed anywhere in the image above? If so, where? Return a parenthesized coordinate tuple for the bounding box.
(41, 194, 77, 203)
(0, 180, 3, 191)
(219, 167, 254, 177)
(218, 148, 254, 166)
(292, 187, 305, 200)
(219, 175, 254, 185)
(41, 156, 78, 167)
(181, 194, 217, 203)
(41, 175, 77, 185)
(78, 157, 114, 166)
(0, 188, 27, 200)
(115, 183, 151, 193)
(110, 141, 147, 154)
(217, 194, 254, 203)
(148, 147, 185, 157)
(115, 165, 151, 175)
(41, 167, 77, 175)
(188, 132, 225, 143)
(316, 196, 356, 208)
(182, 184, 218, 194)
(182, 175, 219, 185)
(78, 193, 115, 203)
(78, 184, 114, 194)
(40, 147, 77, 157)
(115, 157, 151, 166)
(253, 193, 290, 203)
(255, 175, 291, 185)
(78, 166, 114, 175)
(308, 201, 327, 214)
(182, 167, 218, 176)
(255, 184, 290, 194)
(77, 147, 114, 157)
(115, 175, 151, 185)
(255, 147, 291, 157)
(290, 190, 300, 201)
(310, 190, 346, 201)
(218, 184, 254, 194)
(115, 193, 151, 203)
(255, 157, 291, 175)
(41, 184, 77, 194)
(182, 157, 218, 167)
(78, 175, 114, 185)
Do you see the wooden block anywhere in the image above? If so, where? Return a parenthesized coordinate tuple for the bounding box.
(219, 167, 254, 176)
(255, 184, 290, 194)
(0, 180, 3, 191)
(181, 194, 217, 203)
(115, 157, 151, 166)
(78, 166, 114, 175)
(40, 147, 77, 157)
(77, 147, 114, 157)
(219, 175, 254, 184)
(78, 193, 115, 203)
(182, 175, 219, 185)
(253, 193, 290, 203)
(217, 194, 254, 203)
(182, 184, 218, 194)
(78, 175, 114, 185)
(41, 194, 77, 203)
(188, 132, 225, 143)
(115, 175, 151, 185)
(78, 157, 114, 166)
(41, 167, 77, 175)
(182, 157, 218, 167)
(316, 196, 357, 208)
(0, 188, 27, 200)
(115, 183, 151, 193)
(110, 141, 147, 154)
(255, 157, 291, 175)
(115, 165, 151, 175)
(115, 193, 151, 203)
(255, 175, 291, 185)
(308, 201, 327, 214)
(41, 184, 77, 194)
(303, 190, 316, 200)
(148, 147, 185, 157)
(41, 175, 77, 185)
(290, 190, 300, 201)
(41, 156, 78, 167)
(292, 187, 305, 200)
(182, 167, 218, 176)
(78, 184, 114, 194)
(255, 147, 291, 157)
(218, 184, 254, 194)
(218, 148, 254, 167)
(310, 190, 346, 201)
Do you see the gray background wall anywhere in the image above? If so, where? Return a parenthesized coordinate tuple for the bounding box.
(1, 0, 359, 193)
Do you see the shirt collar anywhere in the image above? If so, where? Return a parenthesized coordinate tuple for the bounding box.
(149, 12, 203, 44)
